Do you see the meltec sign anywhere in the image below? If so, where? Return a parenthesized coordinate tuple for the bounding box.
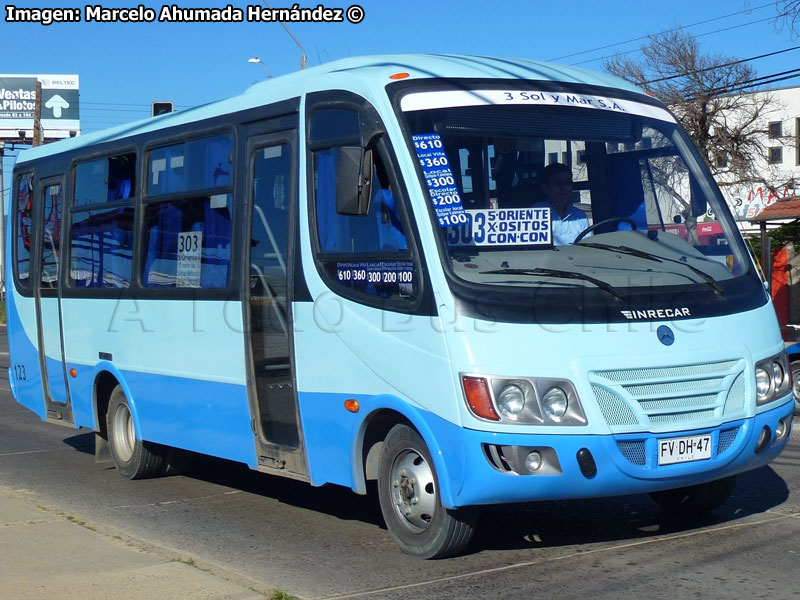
(0, 74, 80, 140)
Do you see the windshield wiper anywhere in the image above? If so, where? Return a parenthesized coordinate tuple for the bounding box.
(480, 267, 624, 301)
(575, 242, 724, 296)
(577, 241, 663, 263)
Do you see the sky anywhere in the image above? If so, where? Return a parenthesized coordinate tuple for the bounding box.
(3, 0, 800, 199)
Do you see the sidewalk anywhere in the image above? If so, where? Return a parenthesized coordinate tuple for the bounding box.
(0, 486, 274, 599)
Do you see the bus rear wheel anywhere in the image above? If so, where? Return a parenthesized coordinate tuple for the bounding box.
(106, 385, 164, 479)
(377, 424, 477, 559)
(650, 475, 737, 516)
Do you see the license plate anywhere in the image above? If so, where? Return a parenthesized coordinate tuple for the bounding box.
(657, 434, 712, 466)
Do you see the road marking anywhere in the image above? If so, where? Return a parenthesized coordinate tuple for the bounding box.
(318, 514, 790, 600)
(0, 450, 50, 457)
(107, 490, 242, 510)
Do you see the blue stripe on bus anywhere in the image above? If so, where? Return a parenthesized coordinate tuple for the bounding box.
(297, 390, 465, 508)
(77, 367, 256, 466)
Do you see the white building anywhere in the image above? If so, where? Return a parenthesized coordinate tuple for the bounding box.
(720, 85, 800, 225)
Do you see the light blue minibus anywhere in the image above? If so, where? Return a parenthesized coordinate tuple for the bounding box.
(7, 55, 794, 558)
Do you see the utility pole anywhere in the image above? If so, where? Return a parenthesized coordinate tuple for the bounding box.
(0, 142, 4, 297)
(33, 80, 42, 147)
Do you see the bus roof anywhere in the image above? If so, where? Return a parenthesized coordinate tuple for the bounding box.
(15, 54, 645, 165)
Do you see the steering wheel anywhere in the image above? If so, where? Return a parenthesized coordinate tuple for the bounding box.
(574, 217, 637, 243)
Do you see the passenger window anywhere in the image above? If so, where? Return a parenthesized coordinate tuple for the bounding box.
(148, 134, 233, 196)
(69, 206, 135, 288)
(142, 195, 232, 288)
(141, 133, 235, 289)
(74, 153, 136, 206)
(40, 184, 63, 289)
(15, 173, 33, 290)
(70, 152, 137, 288)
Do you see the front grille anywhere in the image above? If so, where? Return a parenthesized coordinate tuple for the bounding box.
(591, 359, 746, 433)
(718, 427, 740, 454)
(617, 440, 646, 465)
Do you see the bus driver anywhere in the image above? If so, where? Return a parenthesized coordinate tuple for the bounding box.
(536, 162, 589, 245)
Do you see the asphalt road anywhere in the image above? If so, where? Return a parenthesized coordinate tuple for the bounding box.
(1, 325, 799, 599)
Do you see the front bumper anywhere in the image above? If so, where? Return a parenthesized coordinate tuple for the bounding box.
(438, 399, 794, 507)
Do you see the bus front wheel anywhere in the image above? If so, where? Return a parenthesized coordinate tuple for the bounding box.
(650, 475, 737, 516)
(377, 424, 477, 558)
(106, 385, 164, 479)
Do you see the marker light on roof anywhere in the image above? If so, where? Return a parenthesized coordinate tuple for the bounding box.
(390, 72, 410, 80)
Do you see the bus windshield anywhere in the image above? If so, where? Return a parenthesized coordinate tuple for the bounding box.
(398, 86, 765, 323)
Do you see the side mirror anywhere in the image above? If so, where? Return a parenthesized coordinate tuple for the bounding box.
(336, 147, 373, 216)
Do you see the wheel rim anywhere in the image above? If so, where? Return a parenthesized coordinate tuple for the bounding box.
(793, 370, 800, 402)
(111, 402, 136, 462)
(389, 448, 437, 533)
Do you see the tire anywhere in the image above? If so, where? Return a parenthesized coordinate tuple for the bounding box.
(650, 475, 737, 516)
(106, 385, 164, 479)
(377, 424, 477, 559)
(790, 359, 800, 416)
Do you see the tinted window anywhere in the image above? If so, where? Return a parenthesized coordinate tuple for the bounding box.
(314, 147, 407, 253)
(313, 146, 415, 302)
(40, 184, 63, 289)
(310, 109, 360, 142)
(142, 194, 233, 288)
(15, 173, 33, 289)
(69, 206, 134, 288)
(74, 153, 136, 206)
(148, 134, 233, 196)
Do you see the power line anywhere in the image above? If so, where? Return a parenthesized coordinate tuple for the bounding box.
(704, 67, 800, 98)
(644, 45, 800, 84)
(549, 1, 777, 62)
(570, 14, 780, 66)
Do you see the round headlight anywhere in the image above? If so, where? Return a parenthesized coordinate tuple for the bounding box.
(497, 384, 525, 419)
(542, 387, 568, 421)
(755, 367, 771, 400)
(772, 361, 785, 389)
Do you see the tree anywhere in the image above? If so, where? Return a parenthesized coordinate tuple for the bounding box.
(604, 31, 789, 192)
(775, 0, 800, 37)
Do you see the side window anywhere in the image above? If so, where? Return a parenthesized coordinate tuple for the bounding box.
(142, 133, 234, 288)
(74, 153, 136, 206)
(40, 184, 63, 289)
(310, 106, 416, 304)
(142, 195, 232, 288)
(14, 173, 34, 290)
(69, 153, 136, 288)
(314, 147, 407, 253)
(148, 134, 233, 195)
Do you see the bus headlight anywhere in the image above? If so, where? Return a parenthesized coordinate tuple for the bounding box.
(542, 387, 568, 421)
(755, 368, 771, 402)
(772, 361, 785, 389)
(755, 352, 791, 405)
(497, 384, 525, 420)
(462, 374, 587, 426)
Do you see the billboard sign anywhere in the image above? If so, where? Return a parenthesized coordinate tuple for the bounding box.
(0, 74, 80, 140)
